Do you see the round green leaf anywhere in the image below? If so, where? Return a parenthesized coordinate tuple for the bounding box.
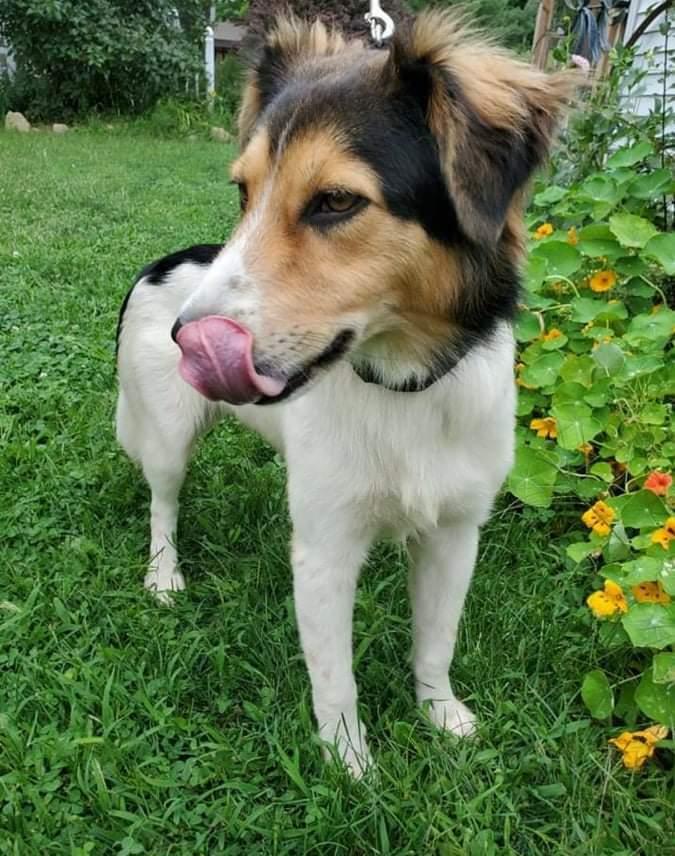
(533, 185, 567, 206)
(571, 297, 607, 323)
(628, 169, 672, 200)
(606, 141, 653, 168)
(581, 670, 614, 719)
(635, 670, 675, 726)
(653, 653, 675, 685)
(609, 213, 659, 249)
(560, 355, 595, 386)
(514, 310, 542, 342)
(592, 343, 625, 376)
(530, 241, 581, 278)
(521, 352, 565, 388)
(644, 233, 675, 275)
(622, 603, 675, 650)
(551, 402, 603, 450)
(507, 446, 558, 508)
(611, 490, 668, 528)
(613, 556, 665, 586)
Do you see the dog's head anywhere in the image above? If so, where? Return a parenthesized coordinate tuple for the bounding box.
(174, 12, 576, 404)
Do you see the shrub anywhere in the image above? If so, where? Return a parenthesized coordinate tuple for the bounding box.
(510, 39, 674, 764)
(0, 0, 209, 120)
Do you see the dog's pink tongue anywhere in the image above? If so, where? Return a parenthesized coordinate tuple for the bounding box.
(175, 316, 285, 404)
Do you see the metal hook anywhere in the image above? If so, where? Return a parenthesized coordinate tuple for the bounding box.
(365, 0, 395, 47)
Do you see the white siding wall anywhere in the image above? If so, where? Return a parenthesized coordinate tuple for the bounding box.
(622, 0, 673, 124)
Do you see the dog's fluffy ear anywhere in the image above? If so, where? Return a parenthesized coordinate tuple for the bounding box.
(386, 10, 579, 245)
(238, 15, 353, 146)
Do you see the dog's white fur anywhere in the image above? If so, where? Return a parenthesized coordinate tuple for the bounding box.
(116, 247, 516, 775)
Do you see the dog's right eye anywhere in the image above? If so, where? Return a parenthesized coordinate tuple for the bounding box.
(303, 190, 368, 229)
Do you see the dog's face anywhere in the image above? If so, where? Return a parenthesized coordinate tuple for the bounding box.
(174, 12, 575, 404)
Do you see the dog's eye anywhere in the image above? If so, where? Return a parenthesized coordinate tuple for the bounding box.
(318, 191, 359, 214)
(305, 190, 367, 228)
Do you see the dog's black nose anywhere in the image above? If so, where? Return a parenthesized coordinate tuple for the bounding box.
(171, 318, 183, 343)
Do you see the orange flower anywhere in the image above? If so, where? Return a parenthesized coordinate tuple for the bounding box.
(587, 579, 627, 617)
(567, 226, 578, 245)
(581, 500, 616, 537)
(632, 581, 671, 605)
(541, 328, 563, 342)
(589, 270, 617, 292)
(644, 471, 672, 496)
(651, 518, 675, 549)
(610, 726, 669, 770)
(530, 416, 557, 439)
(534, 223, 554, 239)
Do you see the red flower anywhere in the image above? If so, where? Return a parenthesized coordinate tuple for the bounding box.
(644, 472, 672, 496)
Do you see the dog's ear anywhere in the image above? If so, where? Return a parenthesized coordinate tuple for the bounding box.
(238, 15, 353, 146)
(384, 11, 578, 245)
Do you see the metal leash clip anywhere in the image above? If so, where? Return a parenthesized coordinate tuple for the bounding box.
(365, 0, 395, 47)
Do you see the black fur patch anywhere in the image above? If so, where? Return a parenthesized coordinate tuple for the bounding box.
(115, 244, 222, 357)
(256, 329, 355, 405)
(136, 244, 222, 286)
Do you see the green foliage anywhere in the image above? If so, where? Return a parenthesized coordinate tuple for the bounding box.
(409, 0, 538, 52)
(0, 0, 210, 119)
(514, 74, 675, 745)
(553, 40, 675, 186)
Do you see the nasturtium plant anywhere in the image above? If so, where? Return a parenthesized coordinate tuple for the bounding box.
(518, 134, 674, 764)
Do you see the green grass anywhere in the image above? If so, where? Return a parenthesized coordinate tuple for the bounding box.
(0, 127, 672, 855)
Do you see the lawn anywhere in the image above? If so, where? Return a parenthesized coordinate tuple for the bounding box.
(0, 128, 672, 855)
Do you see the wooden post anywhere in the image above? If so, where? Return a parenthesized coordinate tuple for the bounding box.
(532, 0, 556, 69)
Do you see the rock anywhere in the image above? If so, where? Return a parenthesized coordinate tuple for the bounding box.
(210, 126, 232, 143)
(5, 111, 31, 132)
(52, 123, 69, 134)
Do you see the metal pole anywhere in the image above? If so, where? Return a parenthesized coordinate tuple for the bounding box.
(204, 25, 215, 110)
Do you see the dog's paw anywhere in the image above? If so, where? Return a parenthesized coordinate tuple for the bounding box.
(423, 697, 477, 738)
(144, 568, 186, 606)
(320, 720, 373, 778)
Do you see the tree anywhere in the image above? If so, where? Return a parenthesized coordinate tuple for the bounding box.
(244, 1, 536, 52)
(245, 0, 412, 41)
(0, 1, 211, 118)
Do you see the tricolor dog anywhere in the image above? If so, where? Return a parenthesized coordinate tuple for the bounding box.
(116, 12, 574, 774)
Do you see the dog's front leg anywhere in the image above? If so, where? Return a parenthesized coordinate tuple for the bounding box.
(290, 514, 372, 777)
(408, 521, 480, 738)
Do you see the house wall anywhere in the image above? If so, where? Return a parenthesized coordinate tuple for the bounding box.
(622, 0, 672, 126)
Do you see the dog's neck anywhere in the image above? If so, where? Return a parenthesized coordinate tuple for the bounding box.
(349, 334, 479, 393)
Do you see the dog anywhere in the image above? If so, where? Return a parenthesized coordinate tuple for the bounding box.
(116, 11, 574, 775)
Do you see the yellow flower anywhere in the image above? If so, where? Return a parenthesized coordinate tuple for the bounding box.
(587, 579, 628, 617)
(632, 581, 671, 604)
(581, 500, 616, 536)
(589, 270, 617, 292)
(534, 222, 554, 239)
(578, 442, 594, 461)
(609, 726, 669, 770)
(567, 226, 578, 245)
(651, 528, 672, 550)
(541, 327, 563, 341)
(650, 517, 675, 550)
(530, 416, 557, 439)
